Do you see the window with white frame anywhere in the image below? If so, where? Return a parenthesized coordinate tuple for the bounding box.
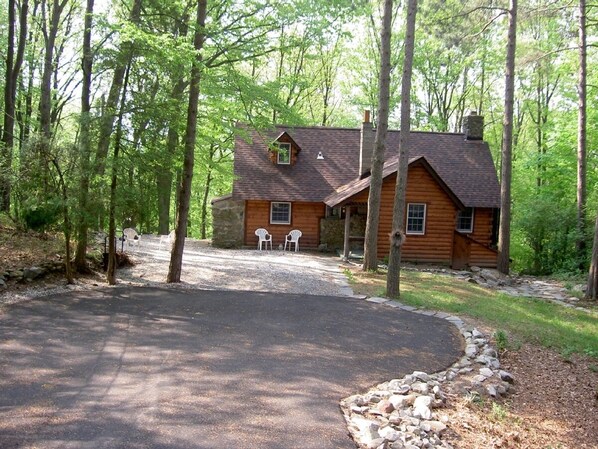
(270, 202, 291, 224)
(406, 203, 426, 235)
(456, 207, 474, 233)
(276, 142, 291, 164)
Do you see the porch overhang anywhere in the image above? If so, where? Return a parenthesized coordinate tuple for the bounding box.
(324, 155, 465, 210)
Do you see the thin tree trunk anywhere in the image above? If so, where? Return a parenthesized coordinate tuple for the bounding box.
(0, 0, 28, 212)
(363, 0, 393, 272)
(387, 0, 417, 298)
(576, 0, 587, 265)
(167, 0, 207, 283)
(157, 79, 187, 235)
(200, 148, 215, 239)
(39, 0, 68, 139)
(94, 0, 142, 177)
(586, 211, 598, 300)
(497, 0, 517, 275)
(74, 0, 95, 272)
(22, 0, 39, 147)
(106, 63, 132, 285)
(50, 159, 73, 284)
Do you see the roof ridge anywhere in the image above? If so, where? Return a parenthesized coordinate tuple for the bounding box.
(273, 124, 469, 137)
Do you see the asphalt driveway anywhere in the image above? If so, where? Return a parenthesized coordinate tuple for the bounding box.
(0, 286, 462, 449)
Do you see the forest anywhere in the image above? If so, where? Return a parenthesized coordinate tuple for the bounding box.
(0, 0, 596, 287)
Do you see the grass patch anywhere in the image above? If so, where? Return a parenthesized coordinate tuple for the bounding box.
(347, 268, 598, 358)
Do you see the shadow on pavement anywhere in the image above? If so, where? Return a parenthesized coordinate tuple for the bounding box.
(0, 287, 462, 449)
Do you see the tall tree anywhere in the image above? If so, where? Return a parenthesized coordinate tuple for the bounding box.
(167, 0, 207, 283)
(39, 0, 69, 139)
(587, 210, 598, 300)
(576, 0, 587, 264)
(94, 0, 142, 177)
(106, 62, 132, 285)
(363, 0, 393, 271)
(387, 0, 418, 298)
(497, 0, 518, 275)
(1, 0, 29, 212)
(74, 0, 95, 272)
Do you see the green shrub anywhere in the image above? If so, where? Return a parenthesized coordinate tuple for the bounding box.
(22, 200, 60, 232)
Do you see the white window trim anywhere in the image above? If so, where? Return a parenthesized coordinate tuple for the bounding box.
(270, 202, 291, 225)
(456, 207, 475, 233)
(406, 203, 426, 235)
(277, 143, 291, 165)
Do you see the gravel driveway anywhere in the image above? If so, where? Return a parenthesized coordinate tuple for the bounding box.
(118, 236, 353, 296)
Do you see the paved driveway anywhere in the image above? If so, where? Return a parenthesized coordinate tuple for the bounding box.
(0, 286, 462, 449)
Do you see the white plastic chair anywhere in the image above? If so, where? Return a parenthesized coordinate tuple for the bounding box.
(255, 228, 272, 250)
(284, 229, 302, 252)
(159, 230, 175, 251)
(123, 228, 141, 250)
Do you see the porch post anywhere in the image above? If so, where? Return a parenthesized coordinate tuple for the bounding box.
(343, 205, 351, 260)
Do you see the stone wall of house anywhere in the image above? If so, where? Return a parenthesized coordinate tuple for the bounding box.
(320, 214, 366, 252)
(211, 198, 245, 248)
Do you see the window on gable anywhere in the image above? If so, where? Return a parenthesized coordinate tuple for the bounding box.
(270, 202, 291, 224)
(406, 203, 426, 235)
(276, 143, 291, 165)
(456, 207, 474, 233)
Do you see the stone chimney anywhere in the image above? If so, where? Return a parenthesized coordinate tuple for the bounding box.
(462, 111, 484, 140)
(359, 110, 374, 177)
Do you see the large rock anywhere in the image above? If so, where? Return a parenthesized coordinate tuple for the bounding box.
(23, 266, 45, 281)
(389, 394, 417, 409)
(413, 395, 433, 420)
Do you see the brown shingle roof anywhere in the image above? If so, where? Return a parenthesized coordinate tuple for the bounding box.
(324, 156, 465, 209)
(232, 125, 500, 208)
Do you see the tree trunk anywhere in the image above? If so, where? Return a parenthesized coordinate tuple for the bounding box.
(50, 159, 73, 284)
(200, 152, 214, 239)
(74, 0, 95, 272)
(0, 0, 28, 212)
(386, 0, 417, 298)
(106, 63, 132, 285)
(576, 0, 587, 265)
(157, 170, 173, 234)
(363, 0, 393, 272)
(157, 79, 187, 235)
(586, 211, 598, 300)
(497, 0, 517, 275)
(94, 0, 142, 177)
(167, 0, 207, 283)
(39, 0, 67, 139)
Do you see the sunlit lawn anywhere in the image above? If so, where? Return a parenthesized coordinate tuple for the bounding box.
(346, 268, 598, 358)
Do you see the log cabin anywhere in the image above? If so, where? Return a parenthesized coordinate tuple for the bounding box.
(212, 111, 500, 268)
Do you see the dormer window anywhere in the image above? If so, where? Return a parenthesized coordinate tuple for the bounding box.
(276, 143, 291, 165)
(269, 131, 301, 166)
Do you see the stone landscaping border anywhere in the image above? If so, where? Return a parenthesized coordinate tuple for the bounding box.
(340, 295, 514, 449)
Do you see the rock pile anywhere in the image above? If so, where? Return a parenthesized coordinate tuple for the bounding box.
(0, 261, 65, 289)
(341, 300, 514, 449)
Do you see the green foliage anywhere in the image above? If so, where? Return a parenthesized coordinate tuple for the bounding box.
(21, 198, 61, 232)
(493, 329, 510, 352)
(490, 402, 508, 422)
(343, 268, 356, 284)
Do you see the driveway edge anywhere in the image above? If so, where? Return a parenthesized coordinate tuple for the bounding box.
(340, 295, 514, 449)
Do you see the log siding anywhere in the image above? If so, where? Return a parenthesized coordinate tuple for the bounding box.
(245, 200, 325, 249)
